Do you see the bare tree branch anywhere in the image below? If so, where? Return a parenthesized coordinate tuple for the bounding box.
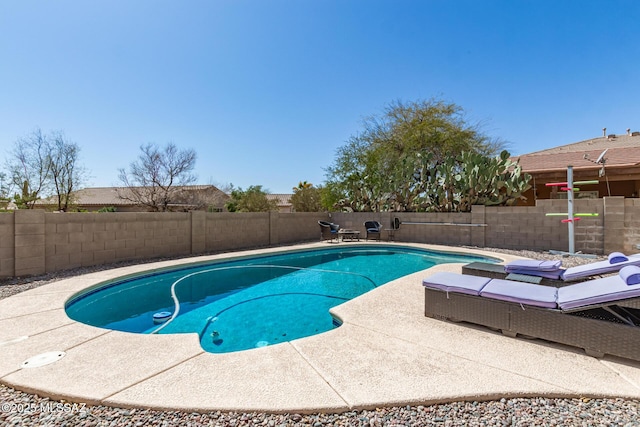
(8, 129, 52, 208)
(117, 142, 197, 211)
(48, 131, 86, 211)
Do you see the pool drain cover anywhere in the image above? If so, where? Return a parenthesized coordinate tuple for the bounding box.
(21, 351, 66, 369)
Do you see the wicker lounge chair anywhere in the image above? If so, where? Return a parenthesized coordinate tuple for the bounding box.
(422, 267, 640, 361)
(364, 220, 382, 241)
(318, 220, 340, 242)
(462, 252, 640, 285)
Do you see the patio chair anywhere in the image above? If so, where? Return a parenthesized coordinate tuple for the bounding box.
(318, 220, 340, 242)
(364, 220, 382, 241)
(422, 266, 640, 361)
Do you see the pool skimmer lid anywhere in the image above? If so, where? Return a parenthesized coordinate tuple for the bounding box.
(153, 311, 173, 324)
(21, 351, 66, 369)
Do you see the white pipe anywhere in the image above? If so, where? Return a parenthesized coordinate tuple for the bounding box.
(401, 222, 487, 227)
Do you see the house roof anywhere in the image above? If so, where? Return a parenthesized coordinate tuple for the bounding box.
(514, 132, 640, 174)
(266, 194, 293, 206)
(69, 187, 136, 206)
(38, 185, 229, 207)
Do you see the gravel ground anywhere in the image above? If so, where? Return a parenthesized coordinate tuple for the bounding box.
(1, 247, 639, 426)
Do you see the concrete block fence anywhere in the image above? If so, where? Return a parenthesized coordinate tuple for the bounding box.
(0, 211, 327, 278)
(0, 197, 637, 278)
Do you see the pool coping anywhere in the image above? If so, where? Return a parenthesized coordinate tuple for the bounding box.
(1, 242, 640, 413)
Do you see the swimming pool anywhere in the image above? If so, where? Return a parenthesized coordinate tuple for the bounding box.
(65, 245, 494, 353)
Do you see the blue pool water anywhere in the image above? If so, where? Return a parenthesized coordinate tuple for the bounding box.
(65, 245, 494, 353)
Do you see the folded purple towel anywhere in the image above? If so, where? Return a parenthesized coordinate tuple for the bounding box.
(620, 265, 640, 285)
(504, 259, 562, 272)
(609, 252, 628, 264)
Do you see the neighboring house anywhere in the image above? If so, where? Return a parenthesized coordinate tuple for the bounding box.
(35, 185, 230, 212)
(266, 194, 293, 212)
(515, 130, 640, 205)
(0, 200, 17, 210)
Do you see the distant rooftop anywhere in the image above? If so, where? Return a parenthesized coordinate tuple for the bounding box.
(37, 185, 229, 208)
(515, 131, 640, 173)
(266, 194, 293, 206)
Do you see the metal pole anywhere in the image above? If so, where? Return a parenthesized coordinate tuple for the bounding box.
(567, 165, 575, 254)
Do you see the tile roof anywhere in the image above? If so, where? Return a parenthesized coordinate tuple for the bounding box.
(38, 185, 229, 207)
(514, 133, 640, 173)
(266, 194, 293, 206)
(69, 187, 136, 206)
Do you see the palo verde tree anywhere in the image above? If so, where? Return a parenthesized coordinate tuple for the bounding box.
(325, 98, 506, 212)
(117, 142, 197, 212)
(225, 185, 279, 212)
(290, 181, 323, 212)
(6, 129, 86, 210)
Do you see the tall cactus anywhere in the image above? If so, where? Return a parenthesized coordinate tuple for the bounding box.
(455, 150, 531, 211)
(417, 150, 531, 212)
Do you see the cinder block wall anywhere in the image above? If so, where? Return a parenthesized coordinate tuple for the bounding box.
(45, 212, 192, 273)
(486, 205, 551, 251)
(0, 213, 16, 277)
(203, 212, 271, 252)
(201, 212, 329, 252)
(573, 198, 605, 254)
(15, 210, 45, 277)
(396, 212, 472, 246)
(0, 211, 332, 278)
(1, 197, 637, 279)
(623, 198, 640, 253)
(484, 199, 604, 254)
(332, 209, 487, 245)
(334, 199, 607, 253)
(275, 212, 331, 244)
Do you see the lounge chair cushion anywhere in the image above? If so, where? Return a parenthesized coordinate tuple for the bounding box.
(561, 254, 640, 281)
(422, 272, 491, 296)
(608, 252, 629, 264)
(504, 259, 562, 272)
(620, 265, 640, 285)
(479, 279, 558, 308)
(557, 274, 640, 309)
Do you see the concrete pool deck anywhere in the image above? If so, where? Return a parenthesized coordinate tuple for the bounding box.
(1, 242, 640, 413)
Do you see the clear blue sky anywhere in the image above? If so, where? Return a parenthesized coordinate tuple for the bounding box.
(1, 0, 639, 194)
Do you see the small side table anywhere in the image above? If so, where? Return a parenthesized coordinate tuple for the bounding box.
(338, 230, 360, 242)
